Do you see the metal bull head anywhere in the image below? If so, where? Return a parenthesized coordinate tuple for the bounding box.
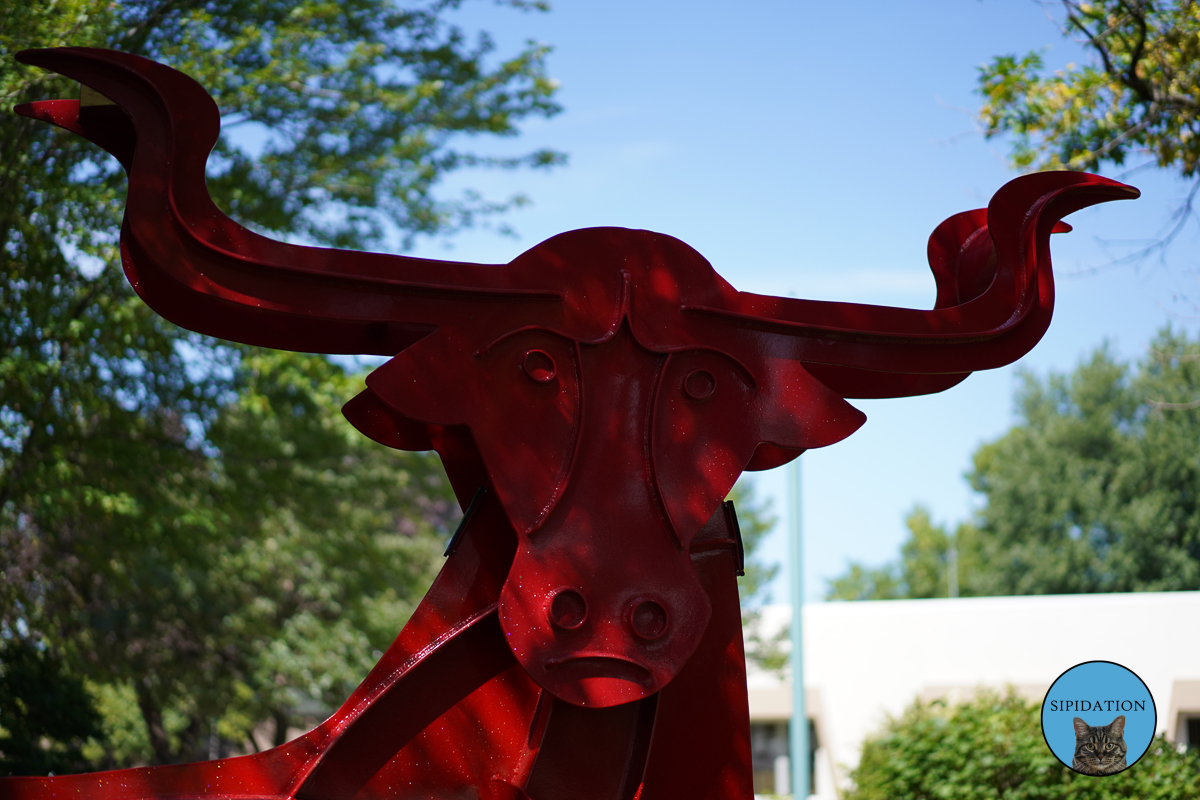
(11, 46, 1137, 799)
(345, 232, 869, 707)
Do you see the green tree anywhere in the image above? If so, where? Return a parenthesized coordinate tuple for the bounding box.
(845, 690, 1200, 800)
(731, 479, 779, 606)
(978, 1, 1200, 242)
(966, 331, 1200, 595)
(726, 479, 786, 672)
(827, 329, 1200, 600)
(48, 351, 459, 768)
(979, 1, 1200, 177)
(207, 352, 457, 751)
(2, 0, 561, 770)
(0, 639, 102, 776)
(826, 508, 984, 601)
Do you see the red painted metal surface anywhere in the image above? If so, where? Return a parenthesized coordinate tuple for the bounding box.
(8, 47, 1138, 800)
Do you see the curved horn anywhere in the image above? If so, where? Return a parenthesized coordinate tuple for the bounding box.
(682, 171, 1137, 397)
(15, 47, 560, 355)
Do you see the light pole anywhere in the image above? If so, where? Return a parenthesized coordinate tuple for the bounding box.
(788, 456, 808, 799)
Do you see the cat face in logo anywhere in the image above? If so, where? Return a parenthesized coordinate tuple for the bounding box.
(1071, 715, 1127, 775)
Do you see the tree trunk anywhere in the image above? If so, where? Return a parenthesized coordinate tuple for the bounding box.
(272, 709, 290, 749)
(135, 680, 175, 764)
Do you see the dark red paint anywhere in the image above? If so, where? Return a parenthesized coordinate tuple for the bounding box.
(8, 47, 1137, 800)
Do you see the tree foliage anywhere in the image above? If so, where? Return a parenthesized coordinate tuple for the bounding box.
(731, 480, 779, 606)
(979, 1, 1200, 178)
(727, 480, 786, 673)
(828, 329, 1200, 600)
(0, 0, 788, 771)
(845, 690, 1200, 800)
(1, 0, 561, 772)
(826, 507, 984, 601)
(0, 639, 102, 776)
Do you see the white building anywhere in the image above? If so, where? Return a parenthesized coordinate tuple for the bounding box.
(744, 591, 1200, 798)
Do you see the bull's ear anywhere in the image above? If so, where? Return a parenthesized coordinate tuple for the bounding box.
(744, 442, 803, 472)
(754, 357, 866, 451)
(366, 329, 581, 535)
(343, 388, 434, 451)
(342, 388, 492, 509)
(652, 352, 864, 544)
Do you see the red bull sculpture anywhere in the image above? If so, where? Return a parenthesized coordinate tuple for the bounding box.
(6, 47, 1137, 800)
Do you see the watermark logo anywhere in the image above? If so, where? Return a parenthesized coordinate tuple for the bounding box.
(1041, 660, 1156, 776)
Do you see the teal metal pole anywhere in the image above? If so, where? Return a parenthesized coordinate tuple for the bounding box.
(788, 457, 809, 798)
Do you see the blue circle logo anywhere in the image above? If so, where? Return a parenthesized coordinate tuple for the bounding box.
(1041, 660, 1156, 776)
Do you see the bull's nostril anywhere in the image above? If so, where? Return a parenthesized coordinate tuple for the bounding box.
(549, 589, 586, 630)
(630, 600, 668, 640)
(522, 349, 557, 383)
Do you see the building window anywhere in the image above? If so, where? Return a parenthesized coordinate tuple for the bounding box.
(1187, 716, 1200, 752)
(749, 719, 817, 795)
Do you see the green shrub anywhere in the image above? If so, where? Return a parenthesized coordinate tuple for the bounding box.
(845, 689, 1200, 800)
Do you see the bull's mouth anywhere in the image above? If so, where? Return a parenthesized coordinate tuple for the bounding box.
(544, 653, 653, 686)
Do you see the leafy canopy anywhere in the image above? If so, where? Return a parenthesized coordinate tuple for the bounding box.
(2, 0, 562, 772)
(978, 0, 1200, 178)
(826, 507, 984, 601)
(0, 640, 102, 776)
(828, 328, 1200, 600)
(0, 0, 787, 770)
(727, 480, 786, 673)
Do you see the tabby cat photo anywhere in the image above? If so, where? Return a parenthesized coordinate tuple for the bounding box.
(1071, 715, 1127, 775)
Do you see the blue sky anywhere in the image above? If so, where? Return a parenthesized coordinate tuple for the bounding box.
(400, 0, 1200, 602)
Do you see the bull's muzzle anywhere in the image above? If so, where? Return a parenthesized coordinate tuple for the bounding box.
(498, 528, 711, 708)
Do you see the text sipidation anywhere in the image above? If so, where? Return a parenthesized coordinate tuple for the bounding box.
(1048, 700, 1146, 712)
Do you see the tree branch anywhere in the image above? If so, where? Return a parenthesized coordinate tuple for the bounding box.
(1071, 116, 1152, 168)
(1147, 397, 1200, 410)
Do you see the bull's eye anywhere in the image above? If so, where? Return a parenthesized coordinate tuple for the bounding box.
(682, 369, 716, 400)
(521, 349, 557, 383)
(548, 589, 586, 630)
(629, 600, 668, 641)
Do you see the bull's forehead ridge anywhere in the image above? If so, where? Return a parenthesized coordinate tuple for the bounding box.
(507, 227, 740, 349)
